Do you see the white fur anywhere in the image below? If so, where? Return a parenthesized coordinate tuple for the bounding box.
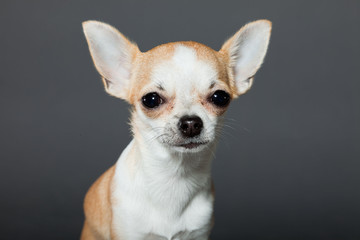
(82, 21, 136, 99)
(222, 20, 272, 95)
(112, 140, 213, 239)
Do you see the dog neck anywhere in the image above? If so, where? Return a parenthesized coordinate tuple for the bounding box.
(126, 123, 215, 214)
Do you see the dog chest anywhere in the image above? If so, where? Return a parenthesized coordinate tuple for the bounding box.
(111, 186, 213, 240)
(109, 141, 214, 239)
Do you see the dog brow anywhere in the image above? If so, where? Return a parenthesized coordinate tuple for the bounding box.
(156, 83, 165, 91)
(209, 81, 216, 89)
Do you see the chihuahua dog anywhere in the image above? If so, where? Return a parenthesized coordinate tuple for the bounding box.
(81, 19, 271, 240)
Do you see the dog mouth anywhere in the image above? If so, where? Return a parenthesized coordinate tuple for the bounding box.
(175, 141, 209, 149)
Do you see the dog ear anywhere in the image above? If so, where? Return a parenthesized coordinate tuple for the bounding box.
(82, 20, 139, 100)
(220, 20, 272, 96)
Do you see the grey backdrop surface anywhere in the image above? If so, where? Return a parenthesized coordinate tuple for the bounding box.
(0, 0, 359, 239)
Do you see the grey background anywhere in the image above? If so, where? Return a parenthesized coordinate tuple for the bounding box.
(0, 0, 359, 239)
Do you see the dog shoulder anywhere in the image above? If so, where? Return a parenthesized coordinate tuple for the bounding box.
(83, 165, 116, 239)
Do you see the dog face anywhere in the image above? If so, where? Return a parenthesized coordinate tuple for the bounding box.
(83, 20, 271, 153)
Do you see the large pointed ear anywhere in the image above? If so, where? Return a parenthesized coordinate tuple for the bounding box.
(82, 20, 139, 100)
(220, 20, 272, 96)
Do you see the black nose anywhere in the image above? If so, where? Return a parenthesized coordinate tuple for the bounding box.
(178, 116, 203, 138)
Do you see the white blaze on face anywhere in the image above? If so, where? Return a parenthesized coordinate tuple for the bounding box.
(152, 44, 218, 112)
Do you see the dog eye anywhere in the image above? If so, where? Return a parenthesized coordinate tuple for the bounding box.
(210, 90, 230, 107)
(142, 92, 163, 109)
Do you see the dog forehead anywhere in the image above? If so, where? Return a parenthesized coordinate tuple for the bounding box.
(148, 42, 221, 89)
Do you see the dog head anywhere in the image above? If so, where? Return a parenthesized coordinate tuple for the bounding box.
(83, 20, 271, 153)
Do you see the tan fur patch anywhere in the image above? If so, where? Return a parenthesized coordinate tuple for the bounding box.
(81, 166, 115, 240)
(128, 43, 177, 104)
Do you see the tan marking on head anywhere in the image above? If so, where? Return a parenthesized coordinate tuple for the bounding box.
(128, 43, 177, 104)
(128, 41, 235, 104)
(127, 41, 234, 119)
